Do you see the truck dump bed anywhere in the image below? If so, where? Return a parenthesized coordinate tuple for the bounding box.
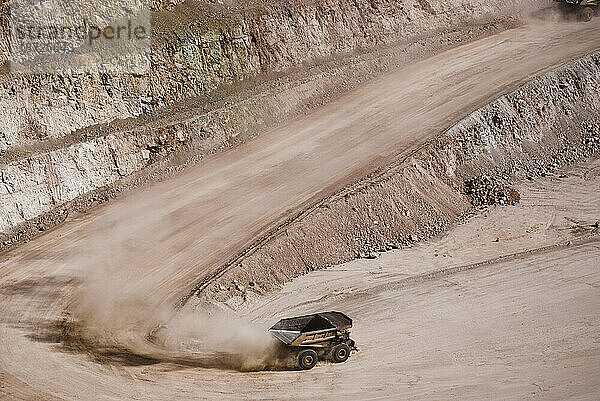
(269, 311, 352, 346)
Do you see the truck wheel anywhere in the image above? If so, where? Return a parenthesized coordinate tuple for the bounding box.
(331, 343, 351, 363)
(578, 7, 593, 22)
(298, 349, 318, 370)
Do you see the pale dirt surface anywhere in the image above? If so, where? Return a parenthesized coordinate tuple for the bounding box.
(234, 158, 600, 400)
(1, 21, 600, 400)
(236, 169, 600, 400)
(2, 150, 598, 401)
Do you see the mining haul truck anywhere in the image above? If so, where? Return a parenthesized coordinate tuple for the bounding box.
(556, 0, 599, 21)
(269, 311, 358, 370)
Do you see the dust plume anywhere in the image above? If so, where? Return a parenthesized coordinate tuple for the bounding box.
(524, 1, 584, 24)
(51, 194, 292, 372)
(64, 262, 291, 371)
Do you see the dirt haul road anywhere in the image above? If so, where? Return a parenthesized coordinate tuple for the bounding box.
(1, 20, 600, 400)
(233, 159, 600, 400)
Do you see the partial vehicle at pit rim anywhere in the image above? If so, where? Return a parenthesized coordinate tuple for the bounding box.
(555, 0, 599, 21)
(269, 312, 358, 370)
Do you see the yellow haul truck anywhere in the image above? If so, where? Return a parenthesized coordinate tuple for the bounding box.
(269, 311, 358, 370)
(556, 0, 599, 21)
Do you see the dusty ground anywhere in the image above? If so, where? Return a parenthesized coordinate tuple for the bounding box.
(234, 158, 600, 400)
(1, 20, 600, 400)
(2, 149, 598, 401)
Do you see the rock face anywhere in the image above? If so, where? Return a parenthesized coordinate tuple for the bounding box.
(0, 0, 535, 245)
(193, 51, 600, 305)
(0, 0, 531, 152)
(0, 134, 148, 234)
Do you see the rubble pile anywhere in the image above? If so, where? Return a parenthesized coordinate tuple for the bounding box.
(464, 175, 521, 207)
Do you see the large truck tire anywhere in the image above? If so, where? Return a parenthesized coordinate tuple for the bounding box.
(331, 343, 351, 363)
(577, 6, 594, 21)
(298, 349, 318, 370)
